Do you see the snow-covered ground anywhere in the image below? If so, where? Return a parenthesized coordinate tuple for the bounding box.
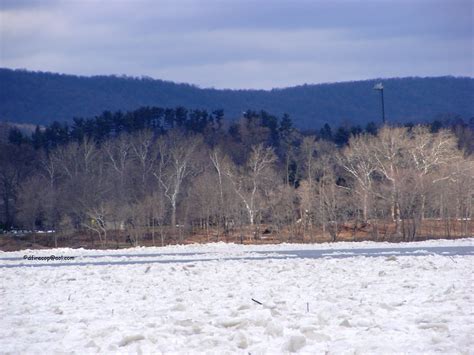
(1, 237, 472, 259)
(1, 239, 473, 353)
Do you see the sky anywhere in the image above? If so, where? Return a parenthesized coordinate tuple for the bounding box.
(0, 0, 472, 89)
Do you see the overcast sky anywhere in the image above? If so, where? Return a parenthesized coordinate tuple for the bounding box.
(0, 0, 472, 89)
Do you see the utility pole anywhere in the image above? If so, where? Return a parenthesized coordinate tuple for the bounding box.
(373, 82, 385, 124)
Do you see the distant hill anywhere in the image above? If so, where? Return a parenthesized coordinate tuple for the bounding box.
(1, 68, 473, 129)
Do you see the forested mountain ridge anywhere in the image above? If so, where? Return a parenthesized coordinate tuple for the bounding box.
(1, 68, 473, 129)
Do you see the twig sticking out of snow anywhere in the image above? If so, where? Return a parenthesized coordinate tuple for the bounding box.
(251, 298, 263, 305)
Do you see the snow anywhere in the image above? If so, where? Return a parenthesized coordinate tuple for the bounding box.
(0, 239, 473, 353)
(1, 236, 472, 259)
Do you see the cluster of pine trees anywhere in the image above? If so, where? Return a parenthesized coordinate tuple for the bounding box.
(1, 106, 473, 246)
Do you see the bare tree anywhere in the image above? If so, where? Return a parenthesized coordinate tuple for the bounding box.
(340, 134, 377, 223)
(209, 147, 237, 239)
(313, 140, 339, 239)
(130, 130, 156, 195)
(36, 152, 62, 232)
(298, 136, 318, 240)
(51, 138, 99, 180)
(154, 132, 201, 232)
(267, 184, 299, 241)
(0, 144, 34, 228)
(188, 170, 221, 241)
(144, 192, 167, 246)
(301, 136, 318, 188)
(224, 144, 277, 229)
(370, 126, 411, 236)
(319, 170, 351, 242)
(16, 176, 44, 231)
(103, 134, 132, 189)
(435, 156, 474, 238)
(407, 126, 460, 220)
(82, 203, 110, 247)
(39, 151, 59, 189)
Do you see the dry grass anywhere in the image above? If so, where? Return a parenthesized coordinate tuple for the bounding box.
(1, 219, 471, 252)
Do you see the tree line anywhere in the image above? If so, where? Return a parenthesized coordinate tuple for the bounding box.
(1, 106, 473, 247)
(8, 105, 473, 153)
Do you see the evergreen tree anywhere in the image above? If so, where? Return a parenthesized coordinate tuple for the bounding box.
(212, 109, 224, 130)
(279, 113, 293, 135)
(31, 126, 44, 150)
(334, 126, 350, 146)
(350, 125, 363, 136)
(319, 123, 333, 141)
(365, 121, 378, 135)
(8, 128, 27, 145)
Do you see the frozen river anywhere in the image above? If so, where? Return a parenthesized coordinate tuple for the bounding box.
(0, 239, 474, 354)
(1, 243, 472, 268)
(1, 238, 472, 353)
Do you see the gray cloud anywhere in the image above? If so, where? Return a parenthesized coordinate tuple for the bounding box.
(0, 0, 57, 10)
(0, 0, 472, 89)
